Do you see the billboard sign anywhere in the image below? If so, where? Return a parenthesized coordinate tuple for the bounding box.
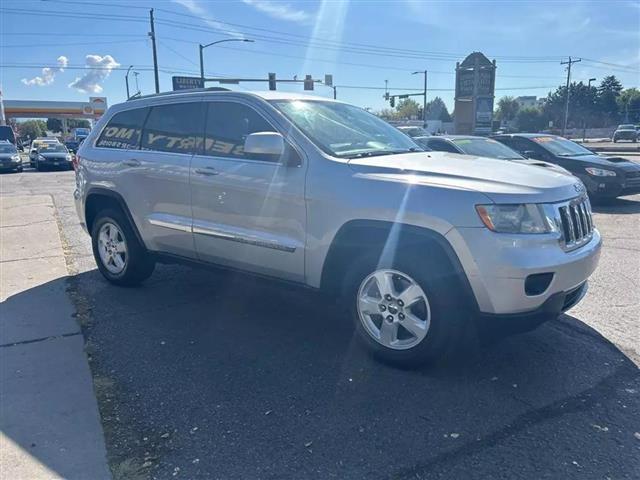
(172, 76, 204, 91)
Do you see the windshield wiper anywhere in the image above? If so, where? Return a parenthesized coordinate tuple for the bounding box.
(347, 148, 420, 159)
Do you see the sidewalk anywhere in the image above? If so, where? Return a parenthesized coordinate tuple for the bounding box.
(0, 195, 110, 479)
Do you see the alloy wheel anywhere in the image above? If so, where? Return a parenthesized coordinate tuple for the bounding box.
(357, 269, 431, 350)
(97, 222, 128, 275)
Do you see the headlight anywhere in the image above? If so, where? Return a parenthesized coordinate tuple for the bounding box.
(66, 154, 72, 161)
(11, 155, 20, 161)
(585, 167, 616, 177)
(476, 204, 556, 234)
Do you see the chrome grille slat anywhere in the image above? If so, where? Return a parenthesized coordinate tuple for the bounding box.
(557, 196, 593, 251)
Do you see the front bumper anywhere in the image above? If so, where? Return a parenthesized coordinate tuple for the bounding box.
(446, 226, 601, 315)
(580, 173, 640, 198)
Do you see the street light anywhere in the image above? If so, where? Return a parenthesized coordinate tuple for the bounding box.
(199, 38, 254, 83)
(583, 77, 597, 141)
(412, 70, 427, 128)
(125, 65, 134, 99)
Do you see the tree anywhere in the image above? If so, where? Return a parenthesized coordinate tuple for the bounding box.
(598, 75, 623, 125)
(495, 96, 520, 122)
(516, 107, 545, 132)
(376, 108, 398, 120)
(47, 118, 63, 133)
(68, 119, 91, 129)
(17, 120, 47, 141)
(395, 98, 421, 119)
(617, 88, 640, 123)
(425, 97, 451, 122)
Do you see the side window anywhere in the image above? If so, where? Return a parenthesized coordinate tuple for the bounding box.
(96, 108, 148, 150)
(428, 139, 459, 153)
(141, 102, 204, 155)
(203, 102, 277, 161)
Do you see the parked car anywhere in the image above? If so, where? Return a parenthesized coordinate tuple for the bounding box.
(420, 135, 571, 175)
(75, 91, 601, 366)
(493, 133, 640, 200)
(0, 140, 23, 173)
(612, 124, 638, 143)
(29, 140, 59, 167)
(65, 140, 81, 153)
(397, 126, 429, 138)
(30, 142, 73, 171)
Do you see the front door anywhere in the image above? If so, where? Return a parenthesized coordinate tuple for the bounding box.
(190, 100, 307, 282)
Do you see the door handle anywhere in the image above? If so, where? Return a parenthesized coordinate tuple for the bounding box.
(122, 159, 141, 167)
(195, 167, 219, 176)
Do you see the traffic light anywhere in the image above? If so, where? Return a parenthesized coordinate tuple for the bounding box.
(268, 73, 276, 91)
(304, 75, 314, 91)
(390, 96, 395, 108)
(384, 92, 389, 101)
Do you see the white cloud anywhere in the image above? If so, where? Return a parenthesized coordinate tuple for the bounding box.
(68, 55, 119, 93)
(172, 0, 245, 38)
(241, 0, 312, 24)
(21, 56, 68, 86)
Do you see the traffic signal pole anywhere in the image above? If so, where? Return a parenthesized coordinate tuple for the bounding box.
(149, 9, 160, 94)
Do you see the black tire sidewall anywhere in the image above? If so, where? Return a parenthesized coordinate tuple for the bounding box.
(91, 209, 154, 286)
(344, 248, 472, 367)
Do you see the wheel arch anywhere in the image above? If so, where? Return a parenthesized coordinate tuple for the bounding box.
(85, 188, 146, 249)
(319, 219, 478, 310)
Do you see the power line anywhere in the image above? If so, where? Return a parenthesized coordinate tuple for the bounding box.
(0, 39, 148, 48)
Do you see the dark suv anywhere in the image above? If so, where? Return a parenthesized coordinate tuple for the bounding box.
(493, 134, 640, 200)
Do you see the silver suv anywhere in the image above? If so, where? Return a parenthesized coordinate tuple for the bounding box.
(74, 90, 601, 366)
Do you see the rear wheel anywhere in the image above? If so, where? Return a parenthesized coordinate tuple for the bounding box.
(91, 208, 155, 286)
(344, 250, 475, 367)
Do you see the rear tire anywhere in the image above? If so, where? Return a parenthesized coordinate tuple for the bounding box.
(343, 248, 475, 368)
(91, 208, 155, 286)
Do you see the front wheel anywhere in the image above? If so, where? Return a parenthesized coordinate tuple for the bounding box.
(344, 251, 474, 367)
(91, 209, 155, 286)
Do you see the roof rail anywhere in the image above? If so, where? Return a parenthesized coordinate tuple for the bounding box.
(126, 87, 231, 101)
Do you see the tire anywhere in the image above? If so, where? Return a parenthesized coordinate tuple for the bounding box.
(613, 138, 617, 143)
(91, 208, 155, 286)
(343, 247, 475, 368)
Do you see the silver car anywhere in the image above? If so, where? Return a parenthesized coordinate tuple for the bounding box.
(74, 90, 601, 366)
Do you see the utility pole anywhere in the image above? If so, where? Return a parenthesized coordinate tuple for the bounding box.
(561, 57, 580, 137)
(149, 9, 160, 93)
(412, 70, 427, 128)
(332, 86, 337, 100)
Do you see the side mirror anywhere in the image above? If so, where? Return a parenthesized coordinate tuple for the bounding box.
(244, 132, 285, 157)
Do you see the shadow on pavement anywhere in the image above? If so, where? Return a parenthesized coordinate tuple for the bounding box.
(2, 266, 639, 479)
(592, 196, 640, 214)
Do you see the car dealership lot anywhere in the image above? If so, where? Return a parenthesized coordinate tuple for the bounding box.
(1, 167, 639, 479)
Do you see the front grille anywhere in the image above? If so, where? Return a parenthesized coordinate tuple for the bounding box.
(626, 171, 640, 179)
(557, 196, 594, 250)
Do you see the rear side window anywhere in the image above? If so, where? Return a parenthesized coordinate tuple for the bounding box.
(427, 139, 459, 153)
(141, 102, 205, 155)
(96, 108, 148, 150)
(203, 102, 276, 160)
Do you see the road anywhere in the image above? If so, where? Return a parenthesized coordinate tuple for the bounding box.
(1, 164, 639, 480)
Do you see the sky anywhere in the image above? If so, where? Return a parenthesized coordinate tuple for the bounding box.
(1, 0, 639, 113)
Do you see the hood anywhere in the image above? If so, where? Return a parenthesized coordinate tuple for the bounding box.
(348, 151, 584, 204)
(511, 158, 572, 176)
(39, 152, 69, 159)
(563, 153, 640, 169)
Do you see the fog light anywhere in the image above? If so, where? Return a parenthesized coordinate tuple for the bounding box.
(525, 273, 554, 296)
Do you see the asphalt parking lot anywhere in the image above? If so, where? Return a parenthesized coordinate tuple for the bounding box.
(1, 163, 639, 479)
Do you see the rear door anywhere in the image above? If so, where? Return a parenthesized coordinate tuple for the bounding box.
(95, 100, 204, 258)
(189, 99, 307, 282)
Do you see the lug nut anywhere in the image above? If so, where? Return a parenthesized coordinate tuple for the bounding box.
(379, 304, 387, 312)
(386, 315, 394, 322)
(384, 294, 393, 301)
(397, 300, 404, 307)
(398, 313, 405, 321)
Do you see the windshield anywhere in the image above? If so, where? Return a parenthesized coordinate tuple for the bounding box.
(452, 137, 524, 159)
(0, 144, 17, 154)
(531, 136, 593, 156)
(39, 144, 68, 153)
(271, 100, 422, 158)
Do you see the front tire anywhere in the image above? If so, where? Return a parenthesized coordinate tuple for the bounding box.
(343, 249, 474, 368)
(91, 208, 155, 286)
